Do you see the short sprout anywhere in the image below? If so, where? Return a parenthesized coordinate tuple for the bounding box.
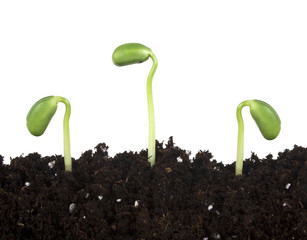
(26, 96, 72, 171)
(112, 43, 158, 166)
(236, 100, 281, 175)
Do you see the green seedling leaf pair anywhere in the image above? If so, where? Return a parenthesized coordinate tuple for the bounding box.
(26, 43, 158, 172)
(236, 100, 281, 175)
(112, 43, 283, 175)
(27, 96, 72, 171)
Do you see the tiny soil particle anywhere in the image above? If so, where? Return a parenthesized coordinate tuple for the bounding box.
(0, 139, 307, 239)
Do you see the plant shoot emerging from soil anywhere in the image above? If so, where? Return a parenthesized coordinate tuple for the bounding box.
(236, 100, 281, 175)
(26, 96, 72, 171)
(112, 43, 158, 166)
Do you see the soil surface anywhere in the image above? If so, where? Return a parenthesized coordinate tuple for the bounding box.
(0, 137, 307, 239)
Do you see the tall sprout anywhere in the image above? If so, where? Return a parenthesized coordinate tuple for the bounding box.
(112, 43, 158, 166)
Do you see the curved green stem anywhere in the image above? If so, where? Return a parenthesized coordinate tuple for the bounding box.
(236, 99, 281, 175)
(236, 100, 252, 176)
(147, 52, 158, 166)
(56, 96, 72, 172)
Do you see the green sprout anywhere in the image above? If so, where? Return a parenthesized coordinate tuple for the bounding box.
(236, 99, 281, 176)
(112, 43, 158, 166)
(26, 96, 72, 171)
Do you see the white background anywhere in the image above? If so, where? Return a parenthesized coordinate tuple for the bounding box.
(0, 1, 306, 165)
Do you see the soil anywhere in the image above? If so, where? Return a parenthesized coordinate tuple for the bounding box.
(0, 137, 306, 240)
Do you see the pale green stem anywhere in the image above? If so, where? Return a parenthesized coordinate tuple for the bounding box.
(236, 100, 252, 175)
(57, 97, 72, 171)
(147, 52, 158, 166)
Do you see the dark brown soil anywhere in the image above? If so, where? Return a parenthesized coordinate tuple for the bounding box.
(0, 137, 307, 239)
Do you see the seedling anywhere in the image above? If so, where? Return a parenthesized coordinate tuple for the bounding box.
(112, 43, 158, 166)
(26, 96, 72, 171)
(236, 100, 281, 175)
